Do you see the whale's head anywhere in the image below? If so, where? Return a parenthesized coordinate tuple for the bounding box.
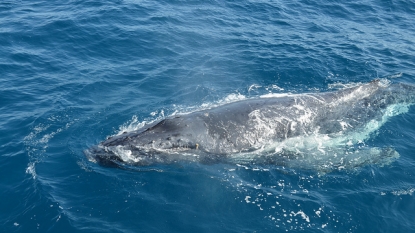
(86, 116, 208, 166)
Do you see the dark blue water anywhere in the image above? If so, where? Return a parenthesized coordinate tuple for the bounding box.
(1, 0, 415, 232)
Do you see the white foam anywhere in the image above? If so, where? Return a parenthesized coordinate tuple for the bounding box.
(117, 115, 147, 135)
(391, 188, 415, 196)
(245, 196, 251, 203)
(26, 162, 36, 179)
(248, 84, 262, 92)
(219, 93, 247, 104)
(291, 210, 310, 222)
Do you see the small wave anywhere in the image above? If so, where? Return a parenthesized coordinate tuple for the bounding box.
(23, 114, 75, 180)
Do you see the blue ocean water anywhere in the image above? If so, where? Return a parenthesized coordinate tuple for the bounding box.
(1, 0, 415, 232)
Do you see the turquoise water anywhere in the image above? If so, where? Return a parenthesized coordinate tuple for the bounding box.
(1, 0, 415, 232)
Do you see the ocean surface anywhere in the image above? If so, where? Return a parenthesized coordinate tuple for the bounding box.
(1, 0, 415, 232)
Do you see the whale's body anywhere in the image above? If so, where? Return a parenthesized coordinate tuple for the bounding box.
(87, 80, 415, 168)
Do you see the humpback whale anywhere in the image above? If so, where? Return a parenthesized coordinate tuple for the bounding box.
(86, 79, 415, 169)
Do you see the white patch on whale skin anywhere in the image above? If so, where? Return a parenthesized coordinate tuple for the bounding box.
(247, 109, 277, 144)
(105, 145, 144, 164)
(338, 121, 351, 131)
